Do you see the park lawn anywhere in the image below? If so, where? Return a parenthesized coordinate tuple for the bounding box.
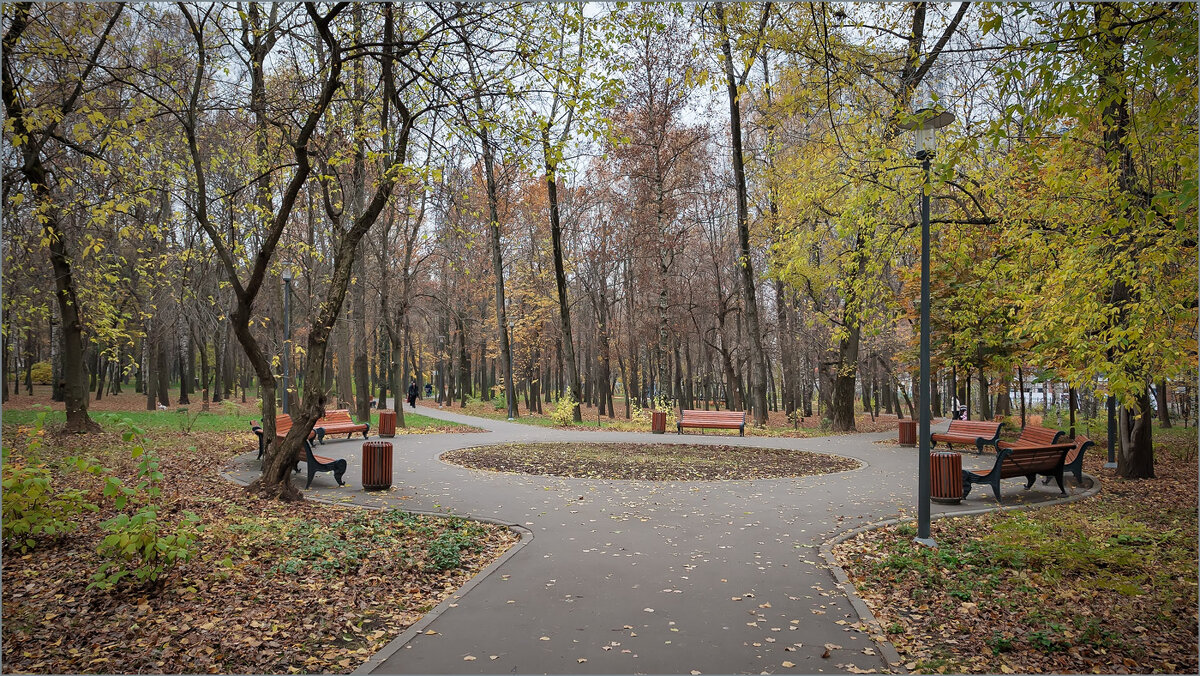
(833, 423, 1199, 674)
(415, 398, 903, 437)
(0, 418, 516, 674)
(2, 401, 480, 436)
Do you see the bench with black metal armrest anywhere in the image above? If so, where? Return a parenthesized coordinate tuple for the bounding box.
(251, 419, 347, 489)
(931, 419, 1003, 454)
(962, 443, 1073, 504)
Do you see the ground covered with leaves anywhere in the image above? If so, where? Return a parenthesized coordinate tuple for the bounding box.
(1, 417, 517, 674)
(442, 441, 861, 481)
(834, 441, 1199, 674)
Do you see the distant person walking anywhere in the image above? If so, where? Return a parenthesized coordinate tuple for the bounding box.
(407, 380, 418, 409)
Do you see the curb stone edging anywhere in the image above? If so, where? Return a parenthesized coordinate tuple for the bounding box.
(818, 472, 1101, 674)
(217, 461, 533, 675)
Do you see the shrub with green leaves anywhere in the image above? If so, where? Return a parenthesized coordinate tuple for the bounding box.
(426, 530, 473, 571)
(29, 361, 52, 385)
(1, 412, 96, 552)
(88, 417, 202, 590)
(549, 390, 578, 426)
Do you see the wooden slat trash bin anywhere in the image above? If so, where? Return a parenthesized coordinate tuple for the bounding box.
(362, 440, 393, 491)
(898, 419, 917, 446)
(930, 451, 963, 504)
(379, 409, 397, 438)
(651, 410, 666, 434)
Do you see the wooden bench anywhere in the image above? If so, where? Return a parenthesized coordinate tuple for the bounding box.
(962, 443, 1073, 504)
(1041, 434, 1094, 487)
(250, 419, 347, 489)
(252, 414, 316, 460)
(313, 409, 370, 444)
(998, 426, 1063, 450)
(931, 419, 1003, 454)
(677, 409, 745, 436)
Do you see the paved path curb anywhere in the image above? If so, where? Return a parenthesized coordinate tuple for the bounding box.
(818, 473, 1102, 673)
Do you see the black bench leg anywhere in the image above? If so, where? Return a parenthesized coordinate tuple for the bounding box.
(961, 472, 973, 499)
(316, 428, 326, 445)
(1024, 474, 1037, 489)
(363, 424, 370, 439)
(1054, 467, 1066, 495)
(990, 478, 1003, 504)
(333, 459, 347, 486)
(306, 464, 317, 490)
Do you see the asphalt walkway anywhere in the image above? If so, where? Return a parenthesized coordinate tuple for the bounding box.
(224, 405, 1091, 674)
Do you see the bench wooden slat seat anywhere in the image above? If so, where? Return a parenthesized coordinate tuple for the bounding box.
(931, 419, 1003, 454)
(313, 409, 370, 444)
(962, 443, 1073, 504)
(677, 410, 745, 436)
(251, 418, 347, 489)
(998, 426, 1063, 450)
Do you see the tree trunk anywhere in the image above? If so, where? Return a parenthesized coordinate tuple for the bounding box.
(480, 130, 517, 418)
(1118, 389, 1155, 479)
(178, 329, 191, 405)
(716, 3, 768, 426)
(1017, 366, 1027, 429)
(976, 363, 991, 420)
(198, 329, 210, 406)
(156, 336, 170, 408)
(829, 326, 860, 431)
(544, 131, 582, 421)
(1155, 379, 1172, 428)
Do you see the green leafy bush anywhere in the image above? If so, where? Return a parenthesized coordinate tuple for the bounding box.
(29, 361, 52, 385)
(549, 390, 578, 426)
(426, 530, 473, 571)
(1, 412, 96, 552)
(89, 417, 201, 590)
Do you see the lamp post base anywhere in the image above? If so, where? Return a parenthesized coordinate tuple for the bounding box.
(913, 536, 937, 549)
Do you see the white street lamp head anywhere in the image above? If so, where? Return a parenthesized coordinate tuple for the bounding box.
(898, 104, 955, 159)
(281, 269, 293, 282)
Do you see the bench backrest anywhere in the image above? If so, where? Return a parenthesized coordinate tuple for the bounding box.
(273, 414, 295, 435)
(679, 410, 745, 423)
(1063, 435, 1091, 464)
(319, 409, 355, 426)
(998, 444, 1073, 478)
(1014, 426, 1063, 447)
(946, 419, 1003, 438)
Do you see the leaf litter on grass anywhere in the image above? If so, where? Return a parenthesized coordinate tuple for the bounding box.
(0, 427, 518, 674)
(833, 450, 1199, 674)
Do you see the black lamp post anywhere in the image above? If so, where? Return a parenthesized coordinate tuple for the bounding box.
(281, 269, 293, 415)
(1105, 395, 1117, 468)
(899, 100, 955, 547)
(506, 320, 516, 420)
(437, 335, 445, 409)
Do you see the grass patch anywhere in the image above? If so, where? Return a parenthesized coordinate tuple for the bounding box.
(442, 441, 861, 480)
(2, 407, 478, 436)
